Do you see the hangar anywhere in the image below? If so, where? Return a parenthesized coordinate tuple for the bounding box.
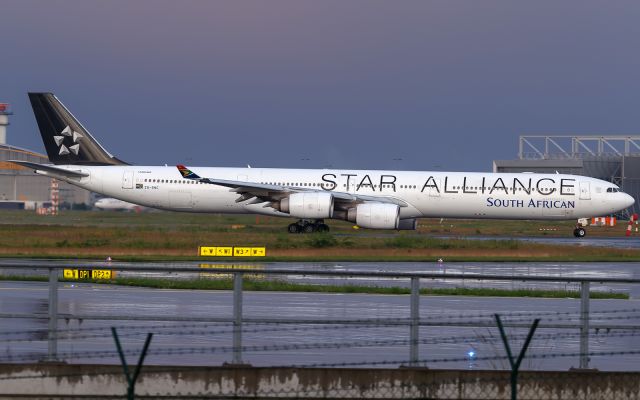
(494, 135, 640, 215)
(0, 104, 90, 209)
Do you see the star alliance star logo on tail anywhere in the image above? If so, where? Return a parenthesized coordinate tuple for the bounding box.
(54, 126, 83, 156)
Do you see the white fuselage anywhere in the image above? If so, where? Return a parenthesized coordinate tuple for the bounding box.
(48, 165, 633, 221)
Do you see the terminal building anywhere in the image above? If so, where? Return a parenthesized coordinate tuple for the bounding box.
(0, 103, 91, 209)
(494, 135, 640, 215)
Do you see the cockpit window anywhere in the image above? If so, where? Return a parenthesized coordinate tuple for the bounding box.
(606, 187, 620, 193)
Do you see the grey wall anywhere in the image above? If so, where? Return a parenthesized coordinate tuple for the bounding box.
(0, 365, 638, 399)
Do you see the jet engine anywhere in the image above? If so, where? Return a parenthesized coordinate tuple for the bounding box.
(279, 192, 334, 219)
(348, 203, 400, 229)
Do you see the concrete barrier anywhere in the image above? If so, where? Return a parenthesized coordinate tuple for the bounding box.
(0, 364, 638, 399)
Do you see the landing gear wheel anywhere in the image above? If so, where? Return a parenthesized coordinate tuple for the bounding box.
(573, 227, 586, 238)
(317, 224, 330, 233)
(287, 219, 330, 233)
(288, 223, 300, 234)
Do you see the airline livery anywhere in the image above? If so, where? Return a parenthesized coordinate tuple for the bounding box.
(12, 93, 635, 237)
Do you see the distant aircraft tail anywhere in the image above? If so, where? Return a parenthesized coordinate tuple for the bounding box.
(177, 164, 202, 179)
(28, 93, 127, 165)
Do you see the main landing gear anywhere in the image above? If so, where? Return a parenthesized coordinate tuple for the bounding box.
(573, 224, 587, 238)
(287, 219, 330, 234)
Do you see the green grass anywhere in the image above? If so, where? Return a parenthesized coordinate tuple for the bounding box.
(1, 210, 639, 262)
(0, 275, 627, 299)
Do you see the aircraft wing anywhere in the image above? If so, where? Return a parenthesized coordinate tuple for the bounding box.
(177, 165, 408, 208)
(9, 160, 89, 178)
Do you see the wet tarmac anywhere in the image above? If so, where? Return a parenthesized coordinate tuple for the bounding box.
(37, 259, 640, 298)
(0, 267, 639, 371)
(453, 235, 640, 249)
(337, 232, 640, 249)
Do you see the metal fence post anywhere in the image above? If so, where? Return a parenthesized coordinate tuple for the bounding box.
(495, 314, 540, 400)
(47, 267, 58, 361)
(579, 281, 590, 369)
(232, 272, 243, 364)
(409, 277, 420, 366)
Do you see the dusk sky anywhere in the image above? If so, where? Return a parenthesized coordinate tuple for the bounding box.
(1, 1, 639, 171)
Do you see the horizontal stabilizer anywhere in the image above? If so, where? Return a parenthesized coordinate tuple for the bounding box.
(9, 160, 89, 178)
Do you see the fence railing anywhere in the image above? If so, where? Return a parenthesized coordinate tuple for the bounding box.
(0, 260, 639, 371)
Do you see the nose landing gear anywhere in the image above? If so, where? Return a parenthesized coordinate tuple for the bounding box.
(573, 226, 586, 237)
(573, 219, 587, 238)
(287, 219, 330, 234)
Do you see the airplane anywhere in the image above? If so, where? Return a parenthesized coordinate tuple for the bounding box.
(94, 197, 144, 212)
(10, 93, 635, 237)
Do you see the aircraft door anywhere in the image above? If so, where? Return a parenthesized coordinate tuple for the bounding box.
(122, 171, 134, 189)
(579, 181, 591, 200)
(237, 174, 248, 182)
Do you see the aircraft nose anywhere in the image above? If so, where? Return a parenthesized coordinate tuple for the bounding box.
(622, 193, 635, 209)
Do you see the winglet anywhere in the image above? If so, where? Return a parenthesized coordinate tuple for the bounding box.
(177, 164, 201, 179)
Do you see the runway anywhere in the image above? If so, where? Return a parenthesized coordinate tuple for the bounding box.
(0, 261, 639, 370)
(337, 233, 640, 249)
(456, 235, 640, 249)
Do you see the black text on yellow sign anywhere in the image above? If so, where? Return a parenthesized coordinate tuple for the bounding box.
(63, 269, 115, 280)
(198, 247, 266, 257)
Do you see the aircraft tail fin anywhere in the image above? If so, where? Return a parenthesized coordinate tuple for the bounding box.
(28, 93, 127, 165)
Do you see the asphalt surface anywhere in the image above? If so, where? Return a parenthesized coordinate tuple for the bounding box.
(336, 233, 640, 249)
(0, 260, 639, 371)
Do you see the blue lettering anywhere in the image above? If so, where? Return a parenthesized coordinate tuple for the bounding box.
(487, 198, 526, 208)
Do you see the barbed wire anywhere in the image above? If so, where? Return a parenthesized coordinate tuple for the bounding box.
(0, 306, 638, 339)
(1, 324, 640, 364)
(0, 308, 637, 351)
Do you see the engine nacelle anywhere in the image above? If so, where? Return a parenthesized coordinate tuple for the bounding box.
(349, 203, 400, 229)
(280, 192, 334, 219)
